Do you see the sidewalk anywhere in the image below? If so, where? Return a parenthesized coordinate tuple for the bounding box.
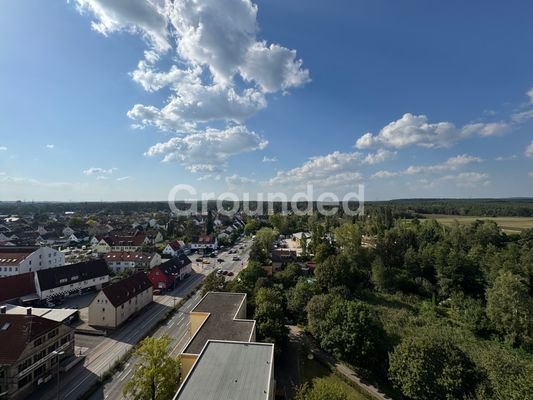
(289, 326, 393, 400)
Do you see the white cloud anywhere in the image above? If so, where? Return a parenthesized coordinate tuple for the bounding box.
(45, 144, 55, 149)
(527, 87, 533, 103)
(511, 109, 533, 123)
(83, 167, 117, 176)
(362, 148, 395, 165)
(495, 155, 517, 161)
(355, 113, 509, 149)
(405, 154, 482, 175)
(446, 172, 490, 187)
(145, 125, 267, 171)
(371, 170, 398, 179)
(77, 0, 308, 137)
(197, 174, 221, 181)
(116, 176, 132, 181)
(526, 140, 533, 158)
(75, 0, 170, 53)
(225, 174, 256, 185)
(0, 146, 7, 151)
(262, 156, 278, 163)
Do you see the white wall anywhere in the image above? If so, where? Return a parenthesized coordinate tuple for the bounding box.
(0, 247, 64, 278)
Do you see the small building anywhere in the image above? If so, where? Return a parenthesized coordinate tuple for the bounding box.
(104, 252, 161, 273)
(34, 259, 110, 302)
(88, 272, 153, 328)
(0, 247, 64, 278)
(162, 241, 183, 257)
(147, 254, 192, 292)
(0, 311, 74, 399)
(190, 235, 218, 252)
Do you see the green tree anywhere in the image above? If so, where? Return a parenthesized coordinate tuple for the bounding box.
(254, 287, 288, 349)
(273, 263, 300, 288)
(201, 271, 226, 295)
(123, 335, 180, 400)
(333, 223, 361, 257)
(389, 332, 479, 400)
(486, 271, 533, 346)
(286, 278, 321, 323)
(294, 378, 348, 400)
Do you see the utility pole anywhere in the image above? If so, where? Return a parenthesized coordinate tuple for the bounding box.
(52, 350, 64, 400)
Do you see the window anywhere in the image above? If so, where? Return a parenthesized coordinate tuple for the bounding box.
(18, 374, 32, 389)
(102, 308, 105, 312)
(34, 337, 43, 347)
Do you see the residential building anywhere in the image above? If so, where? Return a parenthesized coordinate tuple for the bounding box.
(0, 247, 64, 278)
(147, 254, 192, 292)
(95, 232, 148, 254)
(162, 240, 183, 257)
(34, 260, 110, 302)
(88, 272, 153, 328)
(0, 311, 74, 399)
(173, 341, 274, 400)
(104, 252, 161, 273)
(179, 292, 256, 378)
(190, 235, 218, 251)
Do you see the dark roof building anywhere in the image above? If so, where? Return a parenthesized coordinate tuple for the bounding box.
(102, 272, 152, 308)
(0, 272, 37, 305)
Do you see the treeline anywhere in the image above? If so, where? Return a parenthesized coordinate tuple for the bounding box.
(230, 212, 533, 400)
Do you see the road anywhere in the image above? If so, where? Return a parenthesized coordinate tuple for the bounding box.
(33, 273, 205, 400)
(89, 238, 252, 400)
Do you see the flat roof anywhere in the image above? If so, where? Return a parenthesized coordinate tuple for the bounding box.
(183, 292, 255, 354)
(175, 341, 274, 400)
(3, 304, 78, 322)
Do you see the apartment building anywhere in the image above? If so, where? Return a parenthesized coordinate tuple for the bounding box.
(0, 309, 74, 399)
(0, 247, 64, 278)
(147, 253, 192, 292)
(104, 252, 162, 273)
(88, 272, 153, 328)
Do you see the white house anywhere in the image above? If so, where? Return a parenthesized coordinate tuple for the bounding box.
(88, 272, 153, 328)
(104, 252, 162, 273)
(0, 247, 64, 278)
(190, 235, 218, 251)
(162, 241, 183, 257)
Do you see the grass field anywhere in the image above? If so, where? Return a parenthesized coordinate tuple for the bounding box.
(421, 214, 533, 233)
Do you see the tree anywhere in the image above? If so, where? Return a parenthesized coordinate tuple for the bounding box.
(486, 271, 533, 346)
(294, 377, 348, 400)
(123, 335, 180, 400)
(287, 278, 321, 323)
(255, 227, 278, 255)
(273, 263, 300, 288)
(201, 271, 226, 295)
(333, 223, 361, 257)
(254, 287, 288, 350)
(389, 332, 479, 400)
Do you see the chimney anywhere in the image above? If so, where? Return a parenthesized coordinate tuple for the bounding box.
(26, 307, 32, 316)
(0, 306, 6, 314)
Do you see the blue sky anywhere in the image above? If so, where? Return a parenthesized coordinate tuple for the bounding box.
(0, 0, 532, 201)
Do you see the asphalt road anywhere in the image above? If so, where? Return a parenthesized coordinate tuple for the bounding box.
(93, 238, 253, 400)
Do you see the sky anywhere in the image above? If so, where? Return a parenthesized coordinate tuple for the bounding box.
(0, 0, 532, 201)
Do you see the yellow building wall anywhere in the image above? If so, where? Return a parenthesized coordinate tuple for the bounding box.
(189, 312, 209, 336)
(179, 354, 198, 381)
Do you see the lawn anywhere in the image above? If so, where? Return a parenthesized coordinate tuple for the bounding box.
(420, 214, 533, 233)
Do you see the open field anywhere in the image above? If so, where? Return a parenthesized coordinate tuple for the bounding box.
(421, 214, 533, 233)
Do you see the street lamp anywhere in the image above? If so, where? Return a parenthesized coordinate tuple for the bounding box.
(52, 350, 64, 400)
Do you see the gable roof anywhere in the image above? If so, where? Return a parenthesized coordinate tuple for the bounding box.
(101, 272, 152, 307)
(0, 272, 37, 304)
(157, 253, 192, 276)
(0, 314, 60, 364)
(0, 246, 37, 265)
(105, 252, 155, 263)
(36, 259, 109, 291)
(167, 241, 182, 251)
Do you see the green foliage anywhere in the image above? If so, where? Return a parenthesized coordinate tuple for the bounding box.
(486, 271, 533, 347)
(201, 271, 226, 295)
(286, 278, 321, 323)
(254, 287, 288, 350)
(273, 263, 301, 288)
(294, 378, 348, 400)
(123, 335, 180, 400)
(389, 331, 479, 400)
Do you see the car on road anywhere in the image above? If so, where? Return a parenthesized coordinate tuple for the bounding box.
(222, 270, 228, 275)
(195, 258, 202, 262)
(217, 258, 224, 263)
(232, 256, 240, 261)
(227, 271, 234, 276)
(202, 259, 211, 264)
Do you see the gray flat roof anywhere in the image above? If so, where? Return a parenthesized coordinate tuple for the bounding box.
(4, 304, 78, 322)
(176, 341, 274, 400)
(184, 292, 255, 354)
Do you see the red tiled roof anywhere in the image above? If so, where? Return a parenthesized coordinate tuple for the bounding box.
(0, 272, 36, 303)
(0, 314, 60, 364)
(167, 241, 181, 251)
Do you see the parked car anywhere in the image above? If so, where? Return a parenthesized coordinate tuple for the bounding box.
(217, 258, 224, 263)
(203, 259, 211, 264)
(195, 258, 203, 262)
(232, 256, 240, 261)
(222, 270, 228, 275)
(227, 271, 234, 276)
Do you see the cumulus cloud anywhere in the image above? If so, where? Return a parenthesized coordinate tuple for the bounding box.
(262, 156, 278, 163)
(225, 174, 256, 185)
(116, 176, 132, 181)
(495, 155, 517, 161)
(145, 125, 267, 172)
(0, 146, 7, 151)
(75, 0, 170, 52)
(526, 140, 533, 158)
(45, 144, 55, 149)
(371, 154, 482, 179)
(83, 167, 117, 176)
(355, 113, 509, 149)
(268, 148, 394, 189)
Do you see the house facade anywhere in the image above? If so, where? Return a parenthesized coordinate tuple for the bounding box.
(0, 310, 74, 400)
(162, 241, 183, 257)
(147, 254, 192, 291)
(88, 272, 153, 328)
(0, 247, 64, 278)
(104, 252, 161, 273)
(190, 235, 218, 251)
